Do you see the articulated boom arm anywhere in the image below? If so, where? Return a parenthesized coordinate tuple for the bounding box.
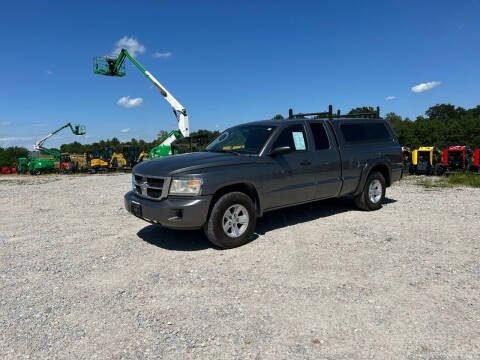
(97, 49, 189, 138)
(34, 123, 86, 156)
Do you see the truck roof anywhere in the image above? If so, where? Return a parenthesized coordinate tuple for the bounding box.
(245, 116, 385, 127)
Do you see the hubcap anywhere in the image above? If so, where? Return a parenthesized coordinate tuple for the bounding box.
(222, 204, 249, 238)
(368, 179, 383, 204)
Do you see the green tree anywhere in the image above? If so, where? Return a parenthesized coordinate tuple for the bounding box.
(0, 146, 29, 167)
(348, 106, 375, 115)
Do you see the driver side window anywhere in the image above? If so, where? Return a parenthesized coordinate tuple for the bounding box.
(272, 124, 307, 151)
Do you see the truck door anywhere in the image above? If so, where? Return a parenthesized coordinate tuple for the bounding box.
(308, 121, 342, 198)
(261, 124, 317, 209)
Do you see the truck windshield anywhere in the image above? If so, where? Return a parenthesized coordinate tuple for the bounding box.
(206, 125, 276, 154)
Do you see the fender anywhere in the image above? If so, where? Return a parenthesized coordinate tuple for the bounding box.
(211, 179, 264, 217)
(353, 157, 392, 196)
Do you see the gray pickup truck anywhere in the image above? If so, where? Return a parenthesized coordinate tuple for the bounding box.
(125, 106, 403, 248)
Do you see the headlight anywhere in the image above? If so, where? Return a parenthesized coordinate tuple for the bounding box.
(132, 174, 136, 191)
(169, 178, 203, 196)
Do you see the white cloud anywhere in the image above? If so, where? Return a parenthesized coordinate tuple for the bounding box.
(0, 121, 12, 126)
(114, 36, 146, 57)
(0, 136, 35, 142)
(411, 81, 441, 93)
(45, 70, 53, 75)
(117, 96, 143, 108)
(385, 96, 396, 101)
(120, 128, 131, 133)
(153, 51, 172, 58)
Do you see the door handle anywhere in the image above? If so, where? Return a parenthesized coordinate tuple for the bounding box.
(300, 160, 312, 166)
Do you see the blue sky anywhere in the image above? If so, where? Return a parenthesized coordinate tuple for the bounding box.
(1, 0, 479, 149)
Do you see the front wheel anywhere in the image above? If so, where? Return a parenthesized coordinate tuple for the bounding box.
(204, 192, 257, 249)
(354, 172, 386, 211)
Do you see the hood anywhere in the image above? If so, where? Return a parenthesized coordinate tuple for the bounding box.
(133, 151, 258, 176)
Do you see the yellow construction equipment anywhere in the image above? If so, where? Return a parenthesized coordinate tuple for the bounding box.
(86, 147, 126, 173)
(409, 146, 443, 175)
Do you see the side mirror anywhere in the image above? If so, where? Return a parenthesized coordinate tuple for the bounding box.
(269, 146, 292, 156)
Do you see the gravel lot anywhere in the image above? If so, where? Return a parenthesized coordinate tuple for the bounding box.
(1, 173, 479, 359)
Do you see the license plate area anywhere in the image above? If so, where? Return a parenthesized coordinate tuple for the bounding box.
(131, 201, 143, 218)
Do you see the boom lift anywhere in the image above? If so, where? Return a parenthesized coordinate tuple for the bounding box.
(93, 48, 189, 158)
(18, 123, 85, 175)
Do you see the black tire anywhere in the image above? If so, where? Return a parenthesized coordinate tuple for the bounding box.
(354, 172, 386, 211)
(408, 165, 415, 175)
(204, 192, 257, 249)
(33, 169, 41, 176)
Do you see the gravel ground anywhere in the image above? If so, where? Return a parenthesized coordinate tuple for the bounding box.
(1, 174, 479, 359)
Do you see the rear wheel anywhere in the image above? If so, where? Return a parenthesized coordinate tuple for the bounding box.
(354, 172, 386, 211)
(33, 169, 41, 176)
(204, 192, 257, 249)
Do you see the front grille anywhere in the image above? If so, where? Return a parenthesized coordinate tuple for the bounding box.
(147, 177, 164, 188)
(133, 173, 170, 200)
(147, 188, 163, 198)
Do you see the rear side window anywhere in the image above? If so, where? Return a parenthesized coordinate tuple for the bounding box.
(273, 124, 307, 151)
(309, 122, 330, 150)
(341, 122, 391, 143)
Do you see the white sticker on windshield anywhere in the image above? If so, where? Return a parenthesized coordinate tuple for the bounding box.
(292, 132, 306, 150)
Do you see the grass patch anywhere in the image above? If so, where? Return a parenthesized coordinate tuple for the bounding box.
(446, 172, 480, 187)
(415, 172, 480, 189)
(415, 177, 450, 189)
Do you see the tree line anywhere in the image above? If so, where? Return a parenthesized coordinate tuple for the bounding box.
(0, 146, 29, 167)
(58, 129, 220, 155)
(2, 104, 479, 167)
(384, 104, 480, 149)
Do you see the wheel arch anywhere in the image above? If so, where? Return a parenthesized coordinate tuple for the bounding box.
(354, 161, 391, 196)
(207, 182, 262, 220)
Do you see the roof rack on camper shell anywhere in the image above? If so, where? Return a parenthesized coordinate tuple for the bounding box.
(288, 105, 380, 120)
